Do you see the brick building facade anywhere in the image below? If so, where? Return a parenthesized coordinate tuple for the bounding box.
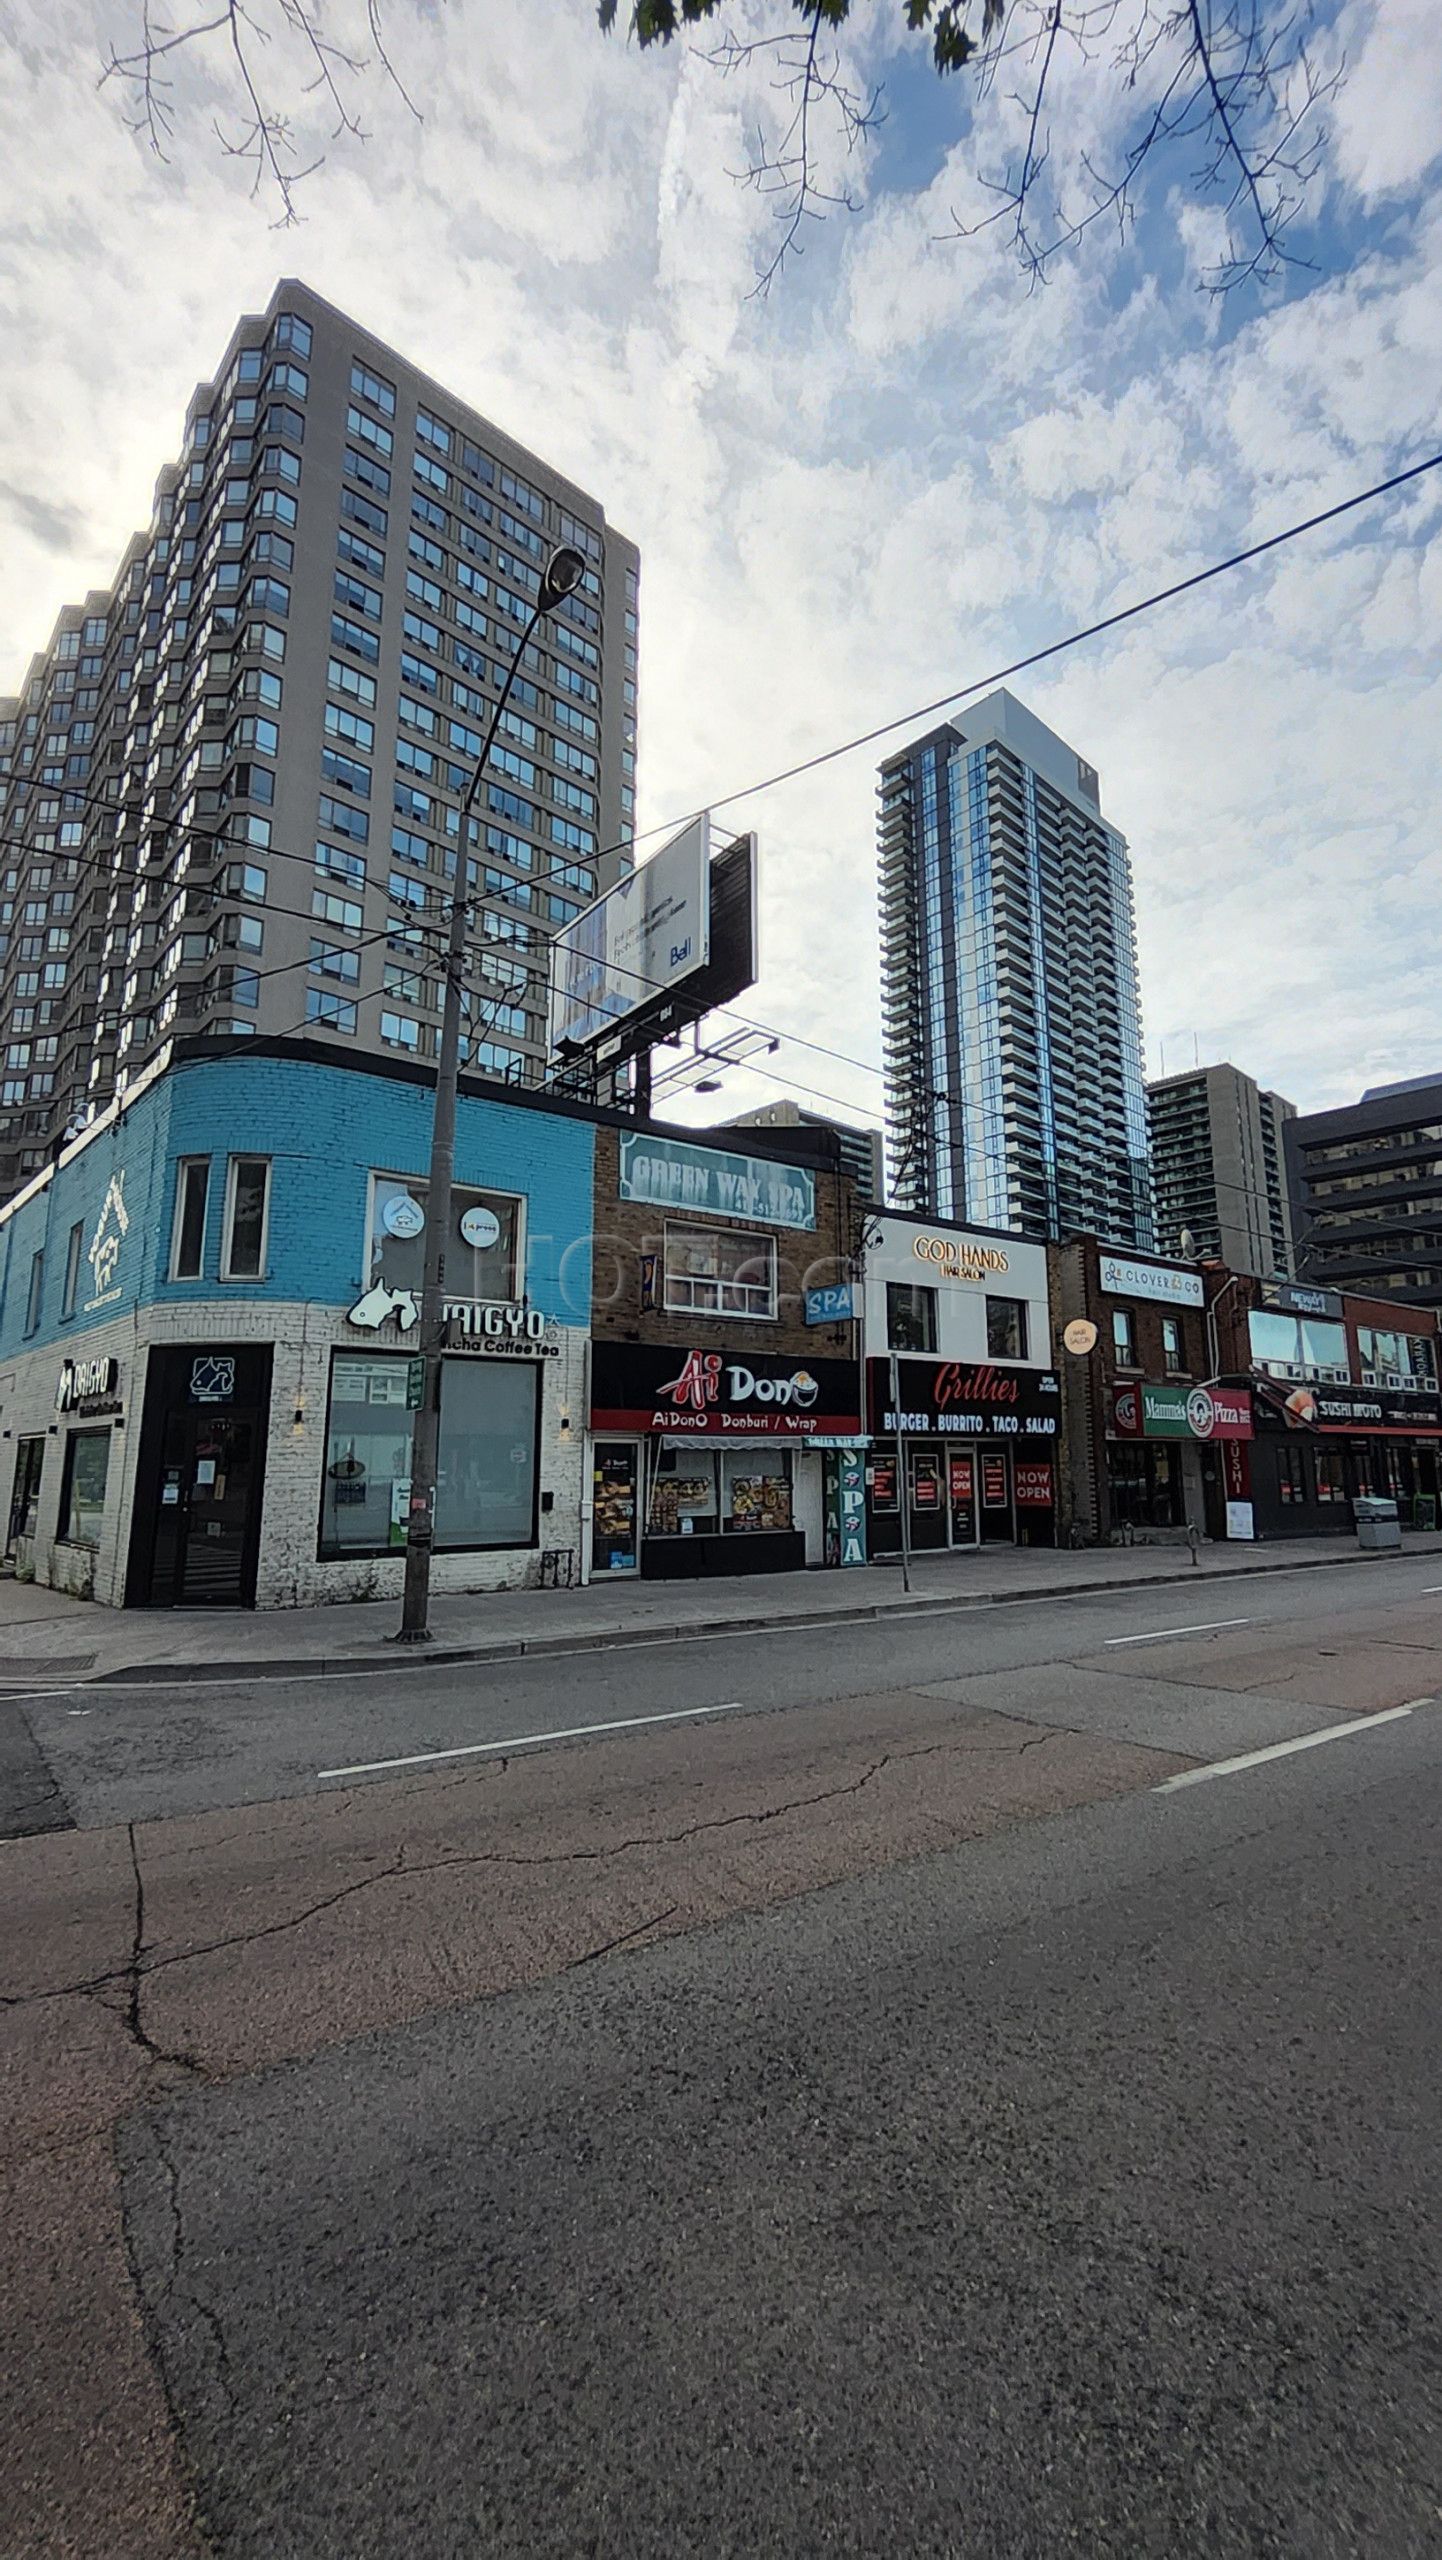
(1050, 1238, 1249, 1544)
(586, 1120, 866, 1578)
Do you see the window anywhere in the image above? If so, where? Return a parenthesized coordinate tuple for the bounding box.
(346, 403, 393, 458)
(307, 989, 358, 1033)
(313, 888, 363, 931)
(1161, 1315, 1183, 1370)
(317, 794, 369, 844)
(336, 527, 384, 579)
(327, 655, 377, 708)
(222, 1156, 270, 1279)
(664, 1225, 777, 1319)
(10, 1436, 45, 1541)
(59, 1429, 110, 1547)
(24, 1247, 43, 1335)
(61, 1220, 84, 1317)
(1248, 1309, 1349, 1380)
(887, 1282, 937, 1354)
(1315, 1449, 1345, 1503)
(320, 1351, 538, 1555)
(324, 702, 375, 754)
(350, 359, 396, 416)
(1112, 1306, 1137, 1366)
(334, 568, 382, 620)
(343, 446, 391, 499)
(380, 1009, 420, 1050)
(985, 1296, 1029, 1362)
(1276, 1442, 1307, 1505)
(366, 1173, 518, 1303)
(320, 747, 371, 799)
(171, 1159, 210, 1279)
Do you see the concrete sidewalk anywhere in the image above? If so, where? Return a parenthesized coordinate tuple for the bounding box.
(2, 1529, 1440, 1685)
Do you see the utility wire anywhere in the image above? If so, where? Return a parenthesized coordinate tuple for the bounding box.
(591, 447, 1442, 869)
(9, 446, 1439, 1129)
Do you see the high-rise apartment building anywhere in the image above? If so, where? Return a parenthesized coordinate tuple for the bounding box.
(1147, 1061, 1296, 1276)
(878, 688, 1153, 1247)
(1288, 1072, 1442, 1314)
(718, 1101, 885, 1204)
(0, 282, 638, 1200)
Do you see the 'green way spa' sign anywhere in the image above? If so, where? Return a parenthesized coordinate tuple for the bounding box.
(617, 1132, 816, 1230)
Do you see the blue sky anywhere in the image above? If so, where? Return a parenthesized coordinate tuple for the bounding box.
(1, 0, 1440, 1126)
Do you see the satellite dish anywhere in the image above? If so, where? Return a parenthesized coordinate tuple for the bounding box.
(1179, 1227, 1199, 1258)
(1063, 1318, 1099, 1356)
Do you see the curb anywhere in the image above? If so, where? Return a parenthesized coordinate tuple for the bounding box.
(64, 1538, 1441, 1688)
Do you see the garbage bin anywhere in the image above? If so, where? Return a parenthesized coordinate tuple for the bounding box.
(1354, 1494, 1401, 1552)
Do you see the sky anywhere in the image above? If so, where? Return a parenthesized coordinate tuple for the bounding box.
(1, 0, 1440, 1136)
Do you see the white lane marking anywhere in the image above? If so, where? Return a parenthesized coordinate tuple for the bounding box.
(1155, 1697, 1434, 1793)
(2, 1552, 1437, 1703)
(1105, 1617, 1253, 1647)
(1423, 1585, 1442, 1595)
(317, 1698, 747, 1781)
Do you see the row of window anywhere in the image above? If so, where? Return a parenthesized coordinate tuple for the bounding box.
(885, 1283, 1031, 1364)
(17, 1156, 271, 1337)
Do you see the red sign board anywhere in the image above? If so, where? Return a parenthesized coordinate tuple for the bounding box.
(591, 1342, 861, 1438)
(1111, 1383, 1252, 1441)
(1014, 1462, 1054, 1508)
(948, 1454, 975, 1506)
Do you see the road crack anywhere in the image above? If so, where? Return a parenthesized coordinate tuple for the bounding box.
(4, 1727, 1064, 2014)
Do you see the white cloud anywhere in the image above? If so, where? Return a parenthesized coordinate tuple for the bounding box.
(1333, 0, 1442, 200)
(2, 0, 1440, 1132)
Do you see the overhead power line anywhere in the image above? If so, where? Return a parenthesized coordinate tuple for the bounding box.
(598, 447, 1442, 868)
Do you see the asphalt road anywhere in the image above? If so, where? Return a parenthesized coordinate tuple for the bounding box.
(8, 1549, 1442, 1829)
(119, 1694, 1442, 2559)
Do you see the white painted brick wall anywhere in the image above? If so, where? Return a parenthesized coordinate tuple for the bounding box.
(0, 1302, 589, 1613)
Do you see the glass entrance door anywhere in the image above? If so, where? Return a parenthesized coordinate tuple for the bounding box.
(591, 1441, 640, 1574)
(908, 1446, 947, 1549)
(948, 1450, 978, 1547)
(150, 1408, 260, 1605)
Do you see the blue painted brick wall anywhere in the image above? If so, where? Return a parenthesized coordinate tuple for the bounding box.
(0, 1053, 595, 1357)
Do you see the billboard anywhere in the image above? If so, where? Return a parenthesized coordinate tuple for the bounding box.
(549, 816, 710, 1055)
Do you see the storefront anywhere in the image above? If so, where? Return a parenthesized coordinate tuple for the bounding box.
(1107, 1380, 1254, 1540)
(1247, 1377, 1442, 1536)
(0, 1039, 595, 1610)
(864, 1357, 1061, 1551)
(589, 1341, 866, 1578)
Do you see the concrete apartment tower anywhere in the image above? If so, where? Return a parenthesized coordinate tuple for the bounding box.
(1147, 1062, 1297, 1277)
(878, 688, 1154, 1247)
(0, 282, 639, 1201)
(1288, 1071, 1442, 1314)
(719, 1101, 886, 1204)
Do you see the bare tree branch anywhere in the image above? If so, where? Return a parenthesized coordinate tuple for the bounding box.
(100, 0, 421, 224)
(708, 7, 885, 293)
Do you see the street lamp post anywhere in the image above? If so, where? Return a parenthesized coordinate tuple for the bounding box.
(397, 543, 588, 1642)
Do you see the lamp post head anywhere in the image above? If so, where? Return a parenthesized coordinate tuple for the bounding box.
(538, 544, 588, 613)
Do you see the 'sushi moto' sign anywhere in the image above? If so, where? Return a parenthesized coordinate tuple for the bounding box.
(867, 1358, 1062, 1438)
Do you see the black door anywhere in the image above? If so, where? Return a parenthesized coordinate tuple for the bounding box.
(150, 1408, 261, 1605)
(128, 1344, 272, 1608)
